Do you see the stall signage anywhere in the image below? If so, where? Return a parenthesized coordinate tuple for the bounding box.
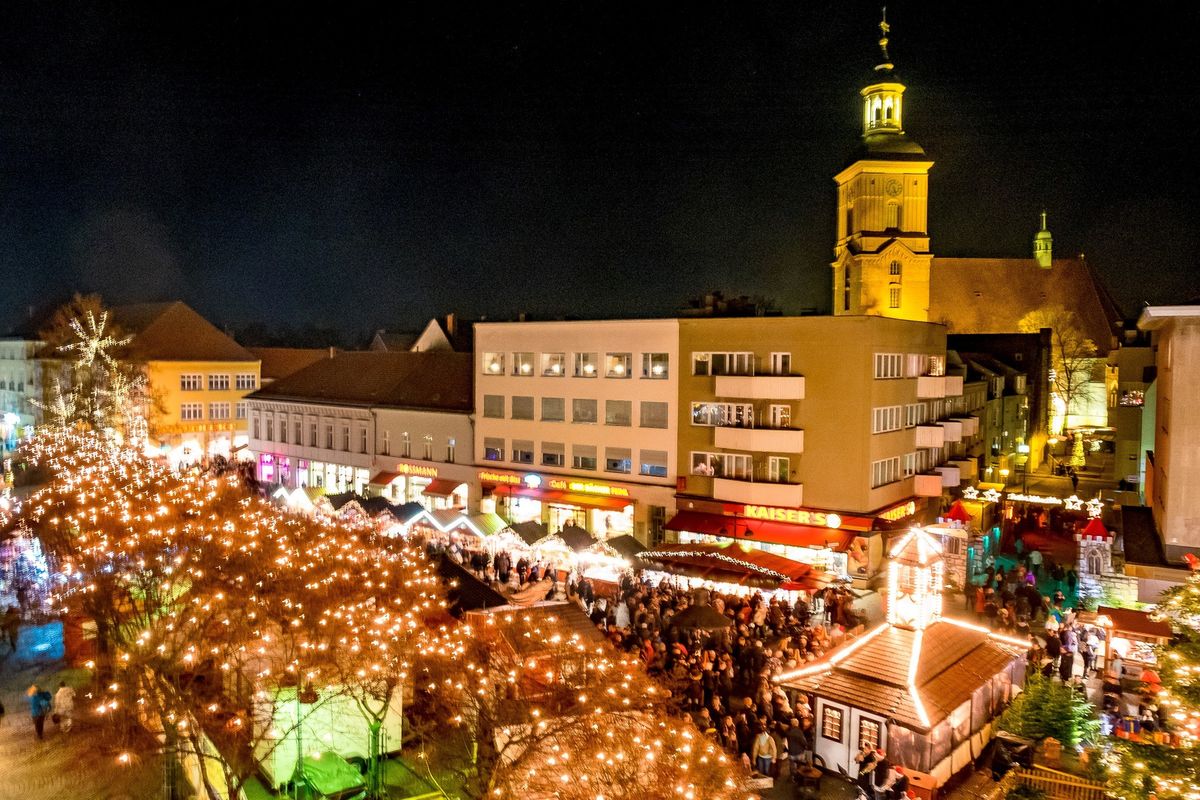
(878, 500, 917, 522)
(479, 470, 522, 485)
(549, 478, 631, 498)
(393, 463, 438, 478)
(742, 505, 839, 528)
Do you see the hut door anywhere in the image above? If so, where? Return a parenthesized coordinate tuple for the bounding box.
(848, 708, 887, 778)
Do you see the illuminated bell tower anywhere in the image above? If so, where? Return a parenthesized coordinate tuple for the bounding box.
(1033, 210, 1053, 269)
(886, 527, 945, 630)
(832, 9, 935, 320)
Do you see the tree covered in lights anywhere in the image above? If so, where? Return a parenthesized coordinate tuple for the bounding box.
(1107, 567, 1200, 800)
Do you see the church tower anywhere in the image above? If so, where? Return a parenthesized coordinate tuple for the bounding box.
(832, 10, 935, 320)
(1033, 210, 1053, 269)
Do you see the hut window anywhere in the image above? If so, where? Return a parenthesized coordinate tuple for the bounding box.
(859, 718, 881, 751)
(821, 707, 843, 741)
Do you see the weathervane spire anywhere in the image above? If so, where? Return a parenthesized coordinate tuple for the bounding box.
(876, 6, 894, 71)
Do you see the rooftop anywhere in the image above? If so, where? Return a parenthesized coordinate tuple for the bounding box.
(248, 347, 334, 382)
(110, 301, 256, 362)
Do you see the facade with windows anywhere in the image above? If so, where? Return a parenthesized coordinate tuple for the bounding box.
(245, 351, 475, 510)
(474, 319, 678, 545)
(672, 315, 963, 584)
(0, 337, 40, 447)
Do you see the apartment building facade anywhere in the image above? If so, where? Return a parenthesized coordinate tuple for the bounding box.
(246, 351, 476, 509)
(671, 316, 967, 583)
(473, 320, 679, 545)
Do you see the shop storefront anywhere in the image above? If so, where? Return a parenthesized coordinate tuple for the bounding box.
(478, 469, 662, 542)
(368, 461, 471, 511)
(667, 498, 925, 583)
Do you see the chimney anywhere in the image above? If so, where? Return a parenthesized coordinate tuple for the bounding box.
(329, 346, 336, 359)
(518, 311, 527, 323)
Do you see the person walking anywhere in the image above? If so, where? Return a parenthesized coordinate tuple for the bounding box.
(785, 717, 809, 772)
(2, 606, 19, 653)
(53, 680, 76, 732)
(28, 684, 51, 740)
(750, 725, 777, 777)
(1028, 548, 1043, 580)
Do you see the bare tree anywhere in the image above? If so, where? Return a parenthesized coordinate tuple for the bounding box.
(1019, 306, 1098, 433)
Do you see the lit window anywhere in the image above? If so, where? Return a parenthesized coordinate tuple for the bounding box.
(821, 707, 843, 742)
(482, 352, 504, 374)
(208, 374, 230, 391)
(858, 719, 880, 751)
(542, 352, 565, 376)
(640, 450, 668, 478)
(483, 437, 504, 462)
(642, 353, 669, 378)
(605, 352, 632, 378)
(889, 285, 901, 309)
(573, 352, 597, 377)
(513, 352, 534, 376)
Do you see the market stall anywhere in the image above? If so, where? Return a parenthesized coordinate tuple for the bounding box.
(1096, 605, 1173, 682)
(636, 540, 831, 600)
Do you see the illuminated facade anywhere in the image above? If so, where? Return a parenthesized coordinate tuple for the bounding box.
(0, 337, 40, 445)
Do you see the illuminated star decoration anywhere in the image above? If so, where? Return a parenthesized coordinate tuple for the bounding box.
(962, 486, 980, 500)
(30, 378, 79, 429)
(1064, 495, 1084, 511)
(59, 311, 130, 370)
(982, 488, 1002, 503)
(1085, 497, 1103, 518)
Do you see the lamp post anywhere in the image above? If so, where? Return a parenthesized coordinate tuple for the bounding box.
(999, 468, 1010, 490)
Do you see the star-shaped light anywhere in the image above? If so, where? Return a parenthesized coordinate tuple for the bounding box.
(962, 486, 980, 500)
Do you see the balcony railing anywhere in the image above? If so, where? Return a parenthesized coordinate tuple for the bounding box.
(714, 374, 806, 400)
(914, 473, 943, 497)
(712, 476, 803, 507)
(916, 375, 946, 399)
(915, 424, 945, 448)
(714, 426, 804, 453)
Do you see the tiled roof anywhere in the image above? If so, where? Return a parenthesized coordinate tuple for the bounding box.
(784, 621, 1024, 731)
(370, 331, 418, 352)
(110, 302, 256, 362)
(930, 257, 1122, 349)
(248, 347, 334, 381)
(248, 350, 472, 411)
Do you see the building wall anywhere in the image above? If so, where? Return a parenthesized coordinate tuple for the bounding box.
(1148, 317, 1200, 556)
(1106, 344, 1153, 484)
(147, 359, 260, 464)
(678, 316, 953, 515)
(0, 339, 40, 436)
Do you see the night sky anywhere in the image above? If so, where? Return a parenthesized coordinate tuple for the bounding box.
(1, 2, 1196, 336)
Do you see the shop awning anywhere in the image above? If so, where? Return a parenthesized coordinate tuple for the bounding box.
(509, 520, 550, 546)
(665, 510, 855, 552)
(508, 485, 633, 511)
(422, 477, 466, 498)
(369, 470, 404, 486)
(1097, 605, 1173, 640)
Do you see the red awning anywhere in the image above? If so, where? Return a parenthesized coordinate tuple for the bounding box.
(421, 477, 466, 498)
(369, 470, 404, 486)
(666, 510, 855, 552)
(638, 542, 832, 589)
(508, 485, 633, 512)
(944, 500, 972, 523)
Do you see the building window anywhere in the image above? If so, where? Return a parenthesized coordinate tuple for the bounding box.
(692, 352, 754, 376)
(903, 452, 917, 477)
(235, 373, 257, 391)
(572, 398, 598, 424)
(541, 397, 565, 422)
(511, 395, 534, 420)
(769, 404, 791, 429)
(309, 423, 317, 447)
(768, 456, 790, 483)
(512, 440, 534, 465)
(642, 353, 669, 379)
(423, 434, 433, 460)
(446, 438, 456, 462)
(640, 401, 669, 429)
(483, 437, 504, 462)
(605, 352, 632, 378)
(873, 353, 903, 379)
(382, 431, 392, 456)
(401, 432, 411, 458)
(605, 447, 632, 474)
(483, 395, 505, 419)
(572, 444, 597, 471)
(342, 426, 350, 451)
(821, 707, 843, 742)
(294, 420, 301, 444)
(361, 428, 369, 454)
(542, 352, 565, 376)
(871, 405, 902, 434)
(843, 265, 851, 312)
(573, 352, 597, 377)
(512, 352, 534, 376)
(279, 417, 288, 442)
(927, 355, 946, 377)
(236, 402, 248, 420)
(180, 374, 202, 391)
(871, 456, 901, 488)
(265, 418, 274, 440)
(691, 451, 751, 480)
(640, 449, 668, 478)
(542, 442, 565, 467)
(325, 425, 334, 449)
(858, 719, 880, 751)
(207, 374, 230, 391)
(482, 352, 505, 374)
(605, 400, 632, 426)
(904, 403, 926, 428)
(181, 402, 203, 421)
(889, 285, 901, 309)
(769, 353, 791, 375)
(252, 417, 260, 439)
(691, 402, 753, 428)
(889, 259, 902, 277)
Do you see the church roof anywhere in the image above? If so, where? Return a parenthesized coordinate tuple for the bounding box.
(110, 301, 256, 362)
(929, 257, 1123, 349)
(780, 620, 1024, 731)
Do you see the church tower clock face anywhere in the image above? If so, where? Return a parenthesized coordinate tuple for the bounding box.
(885, 178, 903, 197)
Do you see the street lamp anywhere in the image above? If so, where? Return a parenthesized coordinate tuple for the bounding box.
(999, 468, 1010, 488)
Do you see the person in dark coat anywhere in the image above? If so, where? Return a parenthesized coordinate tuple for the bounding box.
(28, 685, 52, 740)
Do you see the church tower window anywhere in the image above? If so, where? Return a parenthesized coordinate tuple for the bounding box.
(886, 202, 900, 230)
(843, 267, 852, 311)
(889, 259, 902, 277)
(889, 285, 901, 309)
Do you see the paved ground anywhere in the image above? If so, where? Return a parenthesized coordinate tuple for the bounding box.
(0, 622, 163, 800)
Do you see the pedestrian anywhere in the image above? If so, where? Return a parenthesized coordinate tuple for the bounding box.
(53, 680, 75, 732)
(2, 606, 19, 652)
(750, 724, 776, 777)
(1028, 549, 1043, 579)
(785, 717, 810, 771)
(27, 684, 51, 740)
(1070, 469, 1079, 494)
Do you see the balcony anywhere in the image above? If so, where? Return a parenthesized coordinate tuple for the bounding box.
(935, 465, 961, 487)
(714, 374, 805, 400)
(916, 375, 946, 399)
(945, 375, 964, 396)
(949, 458, 977, 481)
(713, 477, 803, 507)
(714, 426, 804, 453)
(915, 424, 945, 448)
(952, 415, 980, 437)
(914, 473, 943, 497)
(938, 420, 963, 443)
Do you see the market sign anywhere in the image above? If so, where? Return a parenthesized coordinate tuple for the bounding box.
(391, 462, 438, 478)
(963, 486, 1101, 517)
(549, 478, 631, 498)
(740, 505, 841, 529)
(479, 470, 522, 485)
